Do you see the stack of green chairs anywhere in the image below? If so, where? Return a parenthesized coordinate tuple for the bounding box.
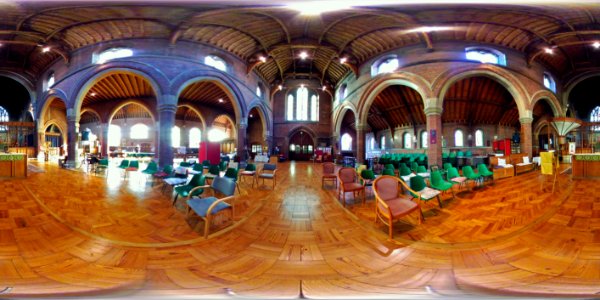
(430, 170, 454, 200)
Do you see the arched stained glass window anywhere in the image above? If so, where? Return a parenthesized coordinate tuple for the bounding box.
(543, 73, 556, 93)
(455, 130, 464, 147)
(375, 57, 399, 75)
(421, 131, 428, 149)
(591, 106, 600, 131)
(46, 72, 55, 91)
(296, 86, 309, 121)
(403, 132, 412, 149)
(189, 127, 201, 148)
(287, 94, 294, 121)
(0, 106, 8, 131)
(369, 137, 375, 150)
(95, 48, 133, 64)
(475, 129, 484, 147)
(310, 95, 318, 121)
(171, 126, 181, 147)
(130, 123, 149, 139)
(465, 48, 506, 66)
(341, 133, 352, 151)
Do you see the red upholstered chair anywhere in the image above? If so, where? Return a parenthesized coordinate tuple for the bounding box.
(321, 162, 337, 188)
(337, 167, 365, 207)
(373, 175, 423, 239)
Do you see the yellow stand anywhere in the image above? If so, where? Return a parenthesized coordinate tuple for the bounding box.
(540, 151, 559, 193)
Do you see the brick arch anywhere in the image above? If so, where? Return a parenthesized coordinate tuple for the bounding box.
(530, 90, 563, 117)
(333, 102, 358, 138)
(247, 100, 271, 136)
(38, 89, 68, 122)
(433, 65, 530, 120)
(72, 63, 167, 124)
(80, 107, 103, 124)
(177, 104, 207, 132)
(171, 69, 246, 126)
(107, 100, 156, 124)
(357, 72, 434, 129)
(287, 125, 317, 143)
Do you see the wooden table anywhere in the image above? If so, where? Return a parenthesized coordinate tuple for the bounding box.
(572, 154, 600, 178)
(0, 153, 27, 178)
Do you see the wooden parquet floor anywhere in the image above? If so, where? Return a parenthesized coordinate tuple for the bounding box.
(0, 161, 598, 298)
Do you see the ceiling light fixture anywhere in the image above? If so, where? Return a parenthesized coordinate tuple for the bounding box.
(544, 47, 554, 54)
(299, 51, 308, 60)
(287, 1, 351, 15)
(249, 114, 253, 118)
(407, 26, 452, 33)
(41, 46, 51, 53)
(218, 98, 224, 103)
(90, 92, 97, 96)
(259, 56, 267, 63)
(322, 85, 327, 91)
(593, 41, 600, 49)
(278, 85, 283, 91)
(339, 57, 347, 64)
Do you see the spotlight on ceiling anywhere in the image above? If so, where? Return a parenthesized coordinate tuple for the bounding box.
(593, 41, 600, 49)
(339, 57, 347, 64)
(278, 85, 283, 91)
(259, 56, 267, 63)
(249, 114, 253, 118)
(322, 85, 327, 91)
(218, 98, 224, 103)
(299, 51, 309, 60)
(287, 1, 351, 15)
(90, 92, 97, 96)
(41, 46, 51, 53)
(544, 47, 554, 54)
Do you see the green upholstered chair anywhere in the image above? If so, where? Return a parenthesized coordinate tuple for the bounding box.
(477, 163, 494, 185)
(239, 163, 256, 184)
(409, 175, 442, 208)
(430, 170, 454, 200)
(173, 174, 206, 204)
(416, 165, 427, 174)
(224, 167, 241, 194)
(443, 163, 453, 171)
(447, 167, 467, 190)
(399, 165, 412, 177)
(205, 164, 221, 183)
(360, 169, 376, 196)
(95, 158, 109, 174)
(410, 162, 419, 172)
(462, 165, 481, 189)
(118, 159, 130, 169)
(382, 168, 395, 176)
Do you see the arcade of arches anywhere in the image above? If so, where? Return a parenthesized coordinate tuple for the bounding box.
(0, 1, 600, 299)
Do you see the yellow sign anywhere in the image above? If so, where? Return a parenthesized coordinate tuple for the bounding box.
(540, 152, 554, 175)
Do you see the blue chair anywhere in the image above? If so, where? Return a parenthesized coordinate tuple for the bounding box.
(256, 163, 277, 189)
(186, 176, 236, 238)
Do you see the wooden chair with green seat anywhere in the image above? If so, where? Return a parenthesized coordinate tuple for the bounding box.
(477, 163, 494, 186)
(430, 170, 455, 200)
(223, 167, 241, 194)
(239, 163, 257, 185)
(173, 174, 206, 205)
(186, 176, 236, 238)
(462, 165, 482, 190)
(409, 175, 443, 208)
(373, 175, 423, 239)
(205, 164, 221, 184)
(141, 161, 158, 184)
(360, 169, 376, 198)
(447, 167, 467, 191)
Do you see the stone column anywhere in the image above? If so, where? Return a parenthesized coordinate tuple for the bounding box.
(36, 126, 45, 159)
(520, 117, 533, 158)
(237, 121, 248, 162)
(157, 95, 177, 167)
(356, 124, 367, 164)
(66, 113, 79, 168)
(101, 122, 109, 157)
(425, 105, 443, 168)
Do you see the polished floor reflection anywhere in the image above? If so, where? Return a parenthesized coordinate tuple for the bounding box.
(0, 161, 598, 298)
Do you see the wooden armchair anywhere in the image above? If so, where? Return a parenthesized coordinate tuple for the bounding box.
(186, 176, 236, 238)
(373, 175, 423, 239)
(337, 167, 365, 207)
(255, 163, 277, 189)
(510, 153, 535, 175)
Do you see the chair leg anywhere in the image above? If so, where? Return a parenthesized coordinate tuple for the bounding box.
(173, 194, 178, 205)
(203, 216, 210, 238)
(437, 195, 442, 208)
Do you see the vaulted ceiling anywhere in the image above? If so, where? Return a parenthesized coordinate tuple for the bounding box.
(83, 73, 155, 108)
(1, 2, 600, 86)
(367, 85, 424, 131)
(178, 81, 234, 117)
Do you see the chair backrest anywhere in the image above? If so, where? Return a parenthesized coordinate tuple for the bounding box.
(410, 162, 419, 171)
(162, 164, 174, 174)
(465, 150, 473, 157)
(382, 168, 395, 176)
(219, 161, 228, 171)
(208, 164, 220, 175)
(398, 162, 407, 169)
(119, 159, 129, 168)
(174, 166, 188, 177)
(188, 174, 206, 187)
(361, 169, 375, 180)
(399, 165, 412, 176)
(323, 162, 335, 174)
(193, 163, 204, 172)
(449, 152, 457, 158)
(224, 167, 238, 180)
(129, 160, 139, 169)
(228, 161, 239, 170)
(416, 165, 427, 173)
(457, 151, 464, 157)
(263, 163, 277, 171)
(431, 170, 443, 186)
(462, 165, 475, 176)
(409, 175, 427, 192)
(373, 176, 400, 201)
(430, 165, 439, 172)
(443, 163, 452, 170)
(212, 176, 236, 197)
(269, 156, 278, 164)
(202, 160, 211, 166)
(442, 152, 449, 158)
(146, 161, 158, 171)
(478, 163, 490, 174)
(99, 158, 109, 166)
(447, 167, 460, 179)
(384, 164, 395, 170)
(338, 167, 357, 184)
(245, 163, 256, 171)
